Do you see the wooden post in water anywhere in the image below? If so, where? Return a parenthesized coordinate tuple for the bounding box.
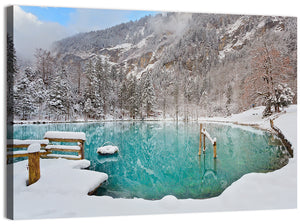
(203, 128, 206, 152)
(213, 141, 217, 158)
(198, 124, 203, 155)
(270, 119, 274, 128)
(27, 144, 41, 186)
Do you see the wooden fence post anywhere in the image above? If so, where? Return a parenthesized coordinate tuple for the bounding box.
(203, 128, 206, 152)
(27, 143, 41, 186)
(270, 119, 274, 128)
(198, 124, 203, 156)
(80, 140, 85, 159)
(213, 141, 217, 158)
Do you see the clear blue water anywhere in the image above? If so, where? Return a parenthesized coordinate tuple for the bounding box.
(9, 122, 289, 199)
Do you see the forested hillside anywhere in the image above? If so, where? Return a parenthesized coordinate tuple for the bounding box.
(13, 12, 297, 121)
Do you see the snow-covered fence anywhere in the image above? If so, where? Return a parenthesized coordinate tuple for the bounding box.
(43, 131, 86, 160)
(7, 139, 49, 160)
(198, 124, 217, 158)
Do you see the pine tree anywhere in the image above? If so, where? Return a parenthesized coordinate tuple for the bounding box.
(172, 68, 180, 121)
(7, 34, 16, 75)
(31, 77, 47, 120)
(118, 79, 127, 118)
(7, 34, 16, 120)
(85, 59, 104, 119)
(83, 98, 93, 120)
(183, 74, 193, 121)
(273, 84, 294, 111)
(48, 75, 64, 120)
(47, 67, 73, 120)
(142, 71, 156, 117)
(14, 70, 36, 120)
(127, 75, 139, 119)
(94, 57, 106, 117)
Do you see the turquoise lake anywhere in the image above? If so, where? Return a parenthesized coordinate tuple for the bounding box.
(10, 122, 290, 199)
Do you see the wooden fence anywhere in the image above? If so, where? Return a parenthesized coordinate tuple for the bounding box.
(198, 123, 217, 158)
(7, 131, 86, 185)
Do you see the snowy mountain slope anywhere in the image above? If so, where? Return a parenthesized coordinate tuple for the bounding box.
(14, 12, 296, 121)
(53, 12, 296, 83)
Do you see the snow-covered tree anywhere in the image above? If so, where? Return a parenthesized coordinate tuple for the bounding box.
(272, 83, 294, 111)
(14, 70, 36, 120)
(118, 79, 127, 118)
(83, 98, 93, 120)
(47, 66, 73, 120)
(84, 60, 104, 119)
(30, 77, 47, 119)
(243, 43, 293, 117)
(34, 48, 55, 87)
(94, 58, 107, 117)
(127, 75, 139, 119)
(142, 71, 156, 118)
(7, 34, 16, 120)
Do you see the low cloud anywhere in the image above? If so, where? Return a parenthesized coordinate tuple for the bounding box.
(150, 12, 192, 37)
(14, 6, 69, 61)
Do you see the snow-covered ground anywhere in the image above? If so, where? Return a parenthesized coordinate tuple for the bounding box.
(11, 105, 297, 219)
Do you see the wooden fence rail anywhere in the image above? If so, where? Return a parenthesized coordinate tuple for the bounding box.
(7, 131, 87, 186)
(198, 123, 217, 158)
(43, 131, 86, 160)
(7, 139, 50, 159)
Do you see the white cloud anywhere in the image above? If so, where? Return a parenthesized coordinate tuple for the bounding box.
(67, 8, 133, 33)
(13, 6, 69, 61)
(13, 6, 155, 62)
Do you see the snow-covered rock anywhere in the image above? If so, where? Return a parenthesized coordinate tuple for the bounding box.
(97, 145, 119, 155)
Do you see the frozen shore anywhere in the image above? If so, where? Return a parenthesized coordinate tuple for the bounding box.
(12, 105, 297, 219)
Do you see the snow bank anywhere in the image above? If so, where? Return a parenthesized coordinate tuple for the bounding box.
(273, 105, 297, 150)
(97, 145, 119, 155)
(214, 105, 297, 210)
(12, 159, 108, 219)
(200, 106, 276, 130)
(44, 131, 86, 141)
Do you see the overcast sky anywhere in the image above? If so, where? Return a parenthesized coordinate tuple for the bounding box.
(13, 5, 158, 61)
